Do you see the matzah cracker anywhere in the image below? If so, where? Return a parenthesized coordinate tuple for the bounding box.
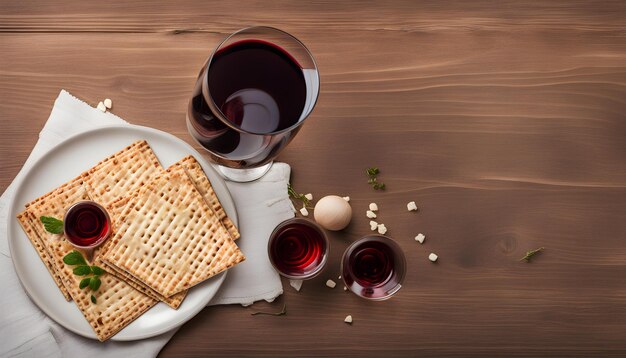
(48, 240, 157, 341)
(94, 197, 187, 309)
(102, 170, 245, 298)
(16, 211, 71, 301)
(23, 176, 157, 341)
(174, 155, 240, 240)
(82, 140, 162, 205)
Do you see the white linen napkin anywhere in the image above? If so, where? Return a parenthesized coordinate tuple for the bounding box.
(0, 90, 291, 357)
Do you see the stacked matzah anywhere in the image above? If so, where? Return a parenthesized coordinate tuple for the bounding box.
(16, 140, 244, 341)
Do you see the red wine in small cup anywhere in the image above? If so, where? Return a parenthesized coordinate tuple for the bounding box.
(188, 39, 316, 168)
(269, 219, 327, 278)
(342, 235, 406, 300)
(64, 202, 110, 247)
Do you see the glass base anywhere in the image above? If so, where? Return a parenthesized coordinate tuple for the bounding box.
(213, 162, 273, 182)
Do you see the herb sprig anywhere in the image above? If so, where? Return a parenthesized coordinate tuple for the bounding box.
(520, 247, 544, 262)
(40, 216, 64, 234)
(366, 167, 385, 190)
(288, 183, 313, 209)
(63, 250, 106, 303)
(250, 303, 287, 316)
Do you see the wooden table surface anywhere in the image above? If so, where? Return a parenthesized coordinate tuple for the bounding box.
(2, 1, 625, 356)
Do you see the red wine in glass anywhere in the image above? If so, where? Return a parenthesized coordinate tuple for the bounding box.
(63, 201, 111, 249)
(187, 27, 319, 182)
(268, 218, 328, 279)
(342, 235, 406, 300)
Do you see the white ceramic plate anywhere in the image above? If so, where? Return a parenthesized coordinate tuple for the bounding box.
(7, 124, 238, 341)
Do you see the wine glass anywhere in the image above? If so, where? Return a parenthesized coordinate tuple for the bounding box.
(187, 26, 319, 182)
(267, 218, 329, 280)
(341, 235, 407, 300)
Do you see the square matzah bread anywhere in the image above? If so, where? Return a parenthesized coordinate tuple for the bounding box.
(102, 169, 245, 298)
(19, 140, 162, 301)
(94, 156, 238, 308)
(82, 140, 162, 205)
(94, 196, 188, 309)
(23, 179, 157, 341)
(173, 155, 240, 240)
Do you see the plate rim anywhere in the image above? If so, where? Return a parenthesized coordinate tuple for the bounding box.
(7, 124, 238, 341)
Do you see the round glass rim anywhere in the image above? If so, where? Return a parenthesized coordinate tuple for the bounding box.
(201, 25, 320, 136)
(62, 200, 111, 250)
(267, 217, 329, 280)
(340, 234, 407, 301)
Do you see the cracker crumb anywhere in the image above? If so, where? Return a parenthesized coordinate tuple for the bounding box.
(96, 102, 106, 112)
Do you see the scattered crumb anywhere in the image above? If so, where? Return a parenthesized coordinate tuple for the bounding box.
(344, 315, 353, 324)
(366, 210, 377, 219)
(407, 201, 418, 211)
(429, 253, 438, 262)
(103, 98, 112, 109)
(342, 196, 350, 202)
(415, 233, 425, 244)
(326, 279, 337, 288)
(369, 203, 378, 211)
(338, 275, 341, 280)
(343, 286, 347, 291)
(377, 224, 387, 235)
(369, 220, 378, 231)
(289, 279, 303, 292)
(96, 101, 106, 112)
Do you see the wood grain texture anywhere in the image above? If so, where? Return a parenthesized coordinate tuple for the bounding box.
(1, 1, 625, 356)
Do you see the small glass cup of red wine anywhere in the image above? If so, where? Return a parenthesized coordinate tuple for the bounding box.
(268, 218, 328, 280)
(341, 235, 406, 300)
(187, 26, 319, 182)
(63, 201, 111, 250)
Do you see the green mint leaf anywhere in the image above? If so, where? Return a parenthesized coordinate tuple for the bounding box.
(91, 265, 105, 275)
(89, 276, 102, 291)
(40, 216, 63, 234)
(79, 277, 91, 289)
(63, 250, 87, 266)
(91, 295, 97, 304)
(73, 265, 92, 276)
